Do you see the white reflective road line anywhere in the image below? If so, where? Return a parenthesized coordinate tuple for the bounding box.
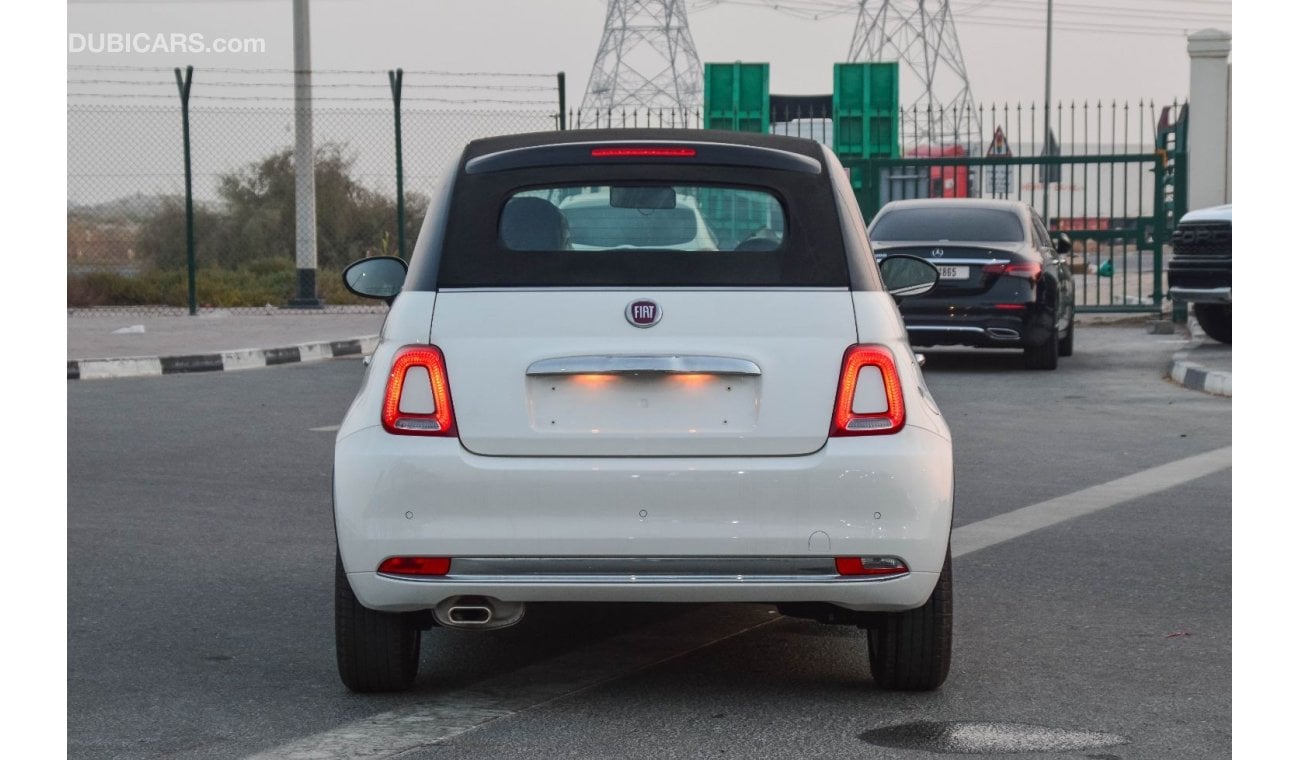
(246, 608, 778, 759)
(309, 425, 341, 433)
(952, 446, 1231, 558)
(250, 446, 1231, 759)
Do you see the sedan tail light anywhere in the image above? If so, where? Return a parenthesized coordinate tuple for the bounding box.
(982, 261, 1042, 280)
(830, 345, 905, 436)
(382, 345, 457, 436)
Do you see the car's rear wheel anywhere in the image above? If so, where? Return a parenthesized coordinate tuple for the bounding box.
(1193, 303, 1231, 344)
(335, 552, 422, 693)
(1058, 318, 1075, 357)
(868, 550, 953, 691)
(1024, 326, 1059, 370)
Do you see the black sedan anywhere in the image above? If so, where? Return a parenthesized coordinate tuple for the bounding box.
(868, 198, 1076, 370)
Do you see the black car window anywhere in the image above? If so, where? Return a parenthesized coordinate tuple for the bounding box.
(433, 162, 850, 289)
(502, 185, 786, 252)
(870, 207, 1025, 242)
(1030, 214, 1052, 248)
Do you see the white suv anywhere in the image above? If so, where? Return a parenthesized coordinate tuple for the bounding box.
(334, 130, 954, 693)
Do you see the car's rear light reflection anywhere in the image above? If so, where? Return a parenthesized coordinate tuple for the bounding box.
(377, 556, 451, 576)
(834, 556, 909, 576)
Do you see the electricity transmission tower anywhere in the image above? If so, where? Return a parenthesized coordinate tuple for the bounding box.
(581, 0, 703, 121)
(847, 0, 981, 151)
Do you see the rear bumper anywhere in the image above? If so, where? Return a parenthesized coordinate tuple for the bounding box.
(1169, 285, 1232, 304)
(334, 424, 953, 612)
(900, 304, 1045, 348)
(346, 567, 941, 612)
(1167, 257, 1230, 304)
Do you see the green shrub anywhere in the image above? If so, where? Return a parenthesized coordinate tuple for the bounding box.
(67, 263, 372, 308)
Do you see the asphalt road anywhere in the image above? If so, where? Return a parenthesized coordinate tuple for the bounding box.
(67, 324, 1231, 759)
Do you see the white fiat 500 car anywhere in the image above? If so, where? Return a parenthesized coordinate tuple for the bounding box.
(335, 129, 954, 693)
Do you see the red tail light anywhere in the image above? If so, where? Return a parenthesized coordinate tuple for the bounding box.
(378, 556, 451, 577)
(381, 345, 457, 436)
(835, 556, 909, 577)
(590, 146, 696, 158)
(830, 345, 905, 436)
(982, 261, 1042, 280)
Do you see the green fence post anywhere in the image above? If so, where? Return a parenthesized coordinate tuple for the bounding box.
(557, 71, 567, 130)
(387, 69, 406, 259)
(1152, 152, 1167, 310)
(174, 65, 196, 316)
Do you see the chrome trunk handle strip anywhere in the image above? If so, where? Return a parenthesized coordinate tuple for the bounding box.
(526, 355, 761, 377)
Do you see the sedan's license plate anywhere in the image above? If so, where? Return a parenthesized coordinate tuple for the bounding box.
(936, 265, 970, 280)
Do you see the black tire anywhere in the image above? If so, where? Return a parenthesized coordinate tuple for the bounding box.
(335, 552, 422, 693)
(1058, 319, 1075, 357)
(1193, 303, 1231, 344)
(868, 550, 953, 691)
(1023, 325, 1059, 370)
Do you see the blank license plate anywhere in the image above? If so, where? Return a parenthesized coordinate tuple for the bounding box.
(936, 265, 969, 280)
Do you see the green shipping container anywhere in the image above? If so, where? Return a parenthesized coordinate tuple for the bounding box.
(832, 62, 899, 159)
(703, 62, 770, 133)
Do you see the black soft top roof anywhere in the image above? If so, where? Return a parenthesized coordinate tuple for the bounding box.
(402, 128, 880, 291)
(462, 128, 828, 164)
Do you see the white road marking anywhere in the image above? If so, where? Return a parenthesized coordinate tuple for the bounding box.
(309, 425, 341, 433)
(250, 446, 1231, 759)
(952, 445, 1231, 558)
(246, 607, 778, 759)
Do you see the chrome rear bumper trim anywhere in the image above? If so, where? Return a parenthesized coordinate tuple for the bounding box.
(526, 355, 761, 377)
(905, 325, 985, 334)
(1169, 286, 1232, 304)
(381, 557, 907, 584)
(905, 325, 1020, 341)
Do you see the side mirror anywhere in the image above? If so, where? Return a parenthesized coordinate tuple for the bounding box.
(879, 254, 940, 299)
(343, 256, 407, 303)
(1054, 233, 1072, 255)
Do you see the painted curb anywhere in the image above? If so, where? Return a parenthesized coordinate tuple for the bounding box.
(68, 335, 380, 381)
(1168, 349, 1232, 397)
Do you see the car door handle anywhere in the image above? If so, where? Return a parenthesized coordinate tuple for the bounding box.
(526, 355, 761, 377)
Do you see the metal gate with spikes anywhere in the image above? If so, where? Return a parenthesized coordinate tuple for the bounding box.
(838, 102, 1188, 313)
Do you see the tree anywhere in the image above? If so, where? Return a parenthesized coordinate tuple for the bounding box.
(138, 142, 428, 271)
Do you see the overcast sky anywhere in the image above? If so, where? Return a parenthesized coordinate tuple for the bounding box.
(67, 0, 1232, 108)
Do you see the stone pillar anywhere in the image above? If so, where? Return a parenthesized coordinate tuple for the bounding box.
(1187, 29, 1231, 209)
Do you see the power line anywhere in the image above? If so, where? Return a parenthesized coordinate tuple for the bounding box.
(67, 78, 554, 92)
(67, 64, 555, 78)
(954, 0, 1230, 22)
(957, 15, 1200, 37)
(66, 92, 555, 104)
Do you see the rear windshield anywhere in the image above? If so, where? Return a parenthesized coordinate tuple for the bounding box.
(503, 185, 785, 252)
(870, 207, 1024, 243)
(428, 162, 849, 288)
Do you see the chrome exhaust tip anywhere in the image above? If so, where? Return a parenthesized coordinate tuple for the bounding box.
(447, 604, 492, 625)
(434, 596, 526, 630)
(985, 327, 1021, 341)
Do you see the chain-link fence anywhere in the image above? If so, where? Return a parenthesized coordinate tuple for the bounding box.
(68, 65, 1182, 314)
(67, 66, 561, 314)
